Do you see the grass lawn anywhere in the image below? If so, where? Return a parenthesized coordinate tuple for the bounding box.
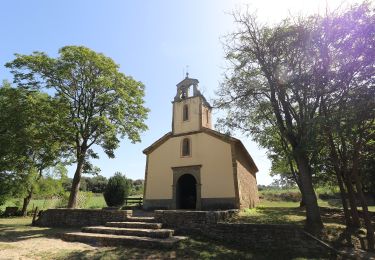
(0, 217, 326, 260)
(0, 193, 147, 213)
(235, 199, 375, 252)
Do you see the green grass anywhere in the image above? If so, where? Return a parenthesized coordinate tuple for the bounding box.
(0, 194, 107, 212)
(259, 188, 300, 194)
(0, 217, 329, 259)
(258, 198, 340, 208)
(0, 193, 147, 213)
(237, 199, 375, 252)
(85, 194, 106, 209)
(237, 206, 306, 225)
(0, 198, 61, 212)
(258, 200, 300, 208)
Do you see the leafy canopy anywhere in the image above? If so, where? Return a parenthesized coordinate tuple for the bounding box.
(6, 46, 149, 159)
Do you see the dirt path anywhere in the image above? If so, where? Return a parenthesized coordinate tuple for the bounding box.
(0, 218, 95, 260)
(0, 237, 95, 260)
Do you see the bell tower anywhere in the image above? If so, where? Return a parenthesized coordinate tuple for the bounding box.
(172, 74, 212, 135)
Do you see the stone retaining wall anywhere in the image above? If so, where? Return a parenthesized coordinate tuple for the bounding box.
(154, 210, 239, 228)
(35, 209, 132, 227)
(154, 210, 335, 256)
(202, 223, 334, 254)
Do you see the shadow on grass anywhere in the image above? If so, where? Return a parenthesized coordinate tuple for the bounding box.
(235, 207, 306, 226)
(52, 235, 331, 260)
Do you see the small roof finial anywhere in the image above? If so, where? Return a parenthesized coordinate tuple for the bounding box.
(186, 65, 189, 78)
(186, 72, 189, 78)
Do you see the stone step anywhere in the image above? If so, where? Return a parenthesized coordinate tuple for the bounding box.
(82, 226, 174, 238)
(63, 232, 187, 248)
(106, 221, 162, 229)
(126, 216, 155, 223)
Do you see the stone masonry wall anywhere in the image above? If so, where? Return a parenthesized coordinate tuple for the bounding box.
(236, 145, 259, 209)
(154, 210, 335, 256)
(202, 223, 334, 254)
(154, 210, 239, 229)
(35, 209, 132, 227)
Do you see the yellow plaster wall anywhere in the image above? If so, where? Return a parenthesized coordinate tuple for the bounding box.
(173, 96, 201, 134)
(145, 132, 235, 199)
(201, 106, 212, 129)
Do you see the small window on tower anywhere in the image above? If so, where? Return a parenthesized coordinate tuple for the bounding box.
(182, 138, 191, 156)
(183, 105, 189, 121)
(206, 109, 209, 124)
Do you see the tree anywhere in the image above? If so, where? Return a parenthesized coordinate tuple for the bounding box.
(86, 175, 108, 193)
(131, 179, 144, 196)
(316, 3, 375, 249)
(216, 13, 324, 232)
(0, 172, 16, 207)
(6, 46, 149, 208)
(0, 82, 71, 215)
(216, 2, 375, 245)
(103, 172, 131, 207)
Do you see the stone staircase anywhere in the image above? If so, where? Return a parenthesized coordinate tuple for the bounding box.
(63, 216, 187, 248)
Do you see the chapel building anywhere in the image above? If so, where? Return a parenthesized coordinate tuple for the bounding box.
(143, 75, 259, 210)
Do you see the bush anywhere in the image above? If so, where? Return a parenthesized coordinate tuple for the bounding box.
(55, 191, 93, 208)
(76, 191, 93, 208)
(260, 191, 301, 202)
(103, 173, 131, 207)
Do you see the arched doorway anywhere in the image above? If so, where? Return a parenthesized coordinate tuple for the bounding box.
(176, 174, 197, 209)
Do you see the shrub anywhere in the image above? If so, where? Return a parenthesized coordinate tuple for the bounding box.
(76, 191, 93, 208)
(261, 191, 301, 202)
(55, 191, 93, 208)
(103, 173, 131, 207)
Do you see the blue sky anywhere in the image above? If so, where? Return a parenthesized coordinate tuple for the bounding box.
(0, 0, 357, 184)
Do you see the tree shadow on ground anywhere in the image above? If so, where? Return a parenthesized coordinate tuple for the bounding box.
(232, 206, 375, 252)
(52, 235, 332, 260)
(234, 207, 306, 226)
(0, 223, 79, 242)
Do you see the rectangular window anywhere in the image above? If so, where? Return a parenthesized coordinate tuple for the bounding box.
(183, 105, 189, 121)
(182, 138, 191, 156)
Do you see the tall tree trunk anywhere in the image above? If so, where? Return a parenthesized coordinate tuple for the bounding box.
(288, 158, 305, 208)
(336, 172, 352, 227)
(294, 175, 306, 208)
(354, 176, 375, 251)
(343, 173, 361, 228)
(294, 151, 324, 233)
(352, 150, 374, 251)
(324, 129, 353, 227)
(68, 153, 85, 208)
(21, 187, 33, 216)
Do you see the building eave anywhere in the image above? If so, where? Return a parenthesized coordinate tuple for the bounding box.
(142, 127, 259, 174)
(142, 132, 173, 155)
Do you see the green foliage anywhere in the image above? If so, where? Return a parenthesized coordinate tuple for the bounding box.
(81, 175, 108, 193)
(0, 173, 16, 206)
(103, 172, 131, 207)
(130, 179, 144, 195)
(0, 81, 71, 210)
(260, 188, 302, 202)
(86, 193, 107, 209)
(216, 3, 375, 231)
(5, 45, 149, 208)
(76, 191, 93, 208)
(5, 45, 149, 158)
(55, 191, 93, 208)
(35, 175, 65, 198)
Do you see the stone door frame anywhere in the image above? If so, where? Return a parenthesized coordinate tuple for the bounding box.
(171, 165, 202, 210)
